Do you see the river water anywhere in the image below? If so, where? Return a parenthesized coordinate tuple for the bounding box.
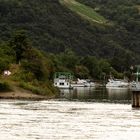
(0, 87, 140, 140)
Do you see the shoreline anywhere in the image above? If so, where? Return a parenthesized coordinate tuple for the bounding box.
(0, 88, 56, 100)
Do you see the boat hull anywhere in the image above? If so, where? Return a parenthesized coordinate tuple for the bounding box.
(106, 79, 129, 89)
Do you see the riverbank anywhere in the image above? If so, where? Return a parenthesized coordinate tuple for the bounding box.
(0, 87, 56, 100)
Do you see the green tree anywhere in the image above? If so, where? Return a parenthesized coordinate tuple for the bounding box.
(10, 30, 31, 64)
(59, 50, 78, 70)
(0, 42, 15, 72)
(99, 59, 111, 75)
(81, 56, 101, 79)
(75, 65, 89, 79)
(21, 48, 49, 81)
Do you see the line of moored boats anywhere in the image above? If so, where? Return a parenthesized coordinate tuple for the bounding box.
(54, 75, 139, 89)
(54, 77, 95, 89)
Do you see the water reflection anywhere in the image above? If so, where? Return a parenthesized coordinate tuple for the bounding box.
(60, 87, 131, 103)
(107, 88, 130, 101)
(60, 87, 96, 100)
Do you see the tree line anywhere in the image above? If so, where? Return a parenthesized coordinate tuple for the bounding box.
(0, 30, 135, 83)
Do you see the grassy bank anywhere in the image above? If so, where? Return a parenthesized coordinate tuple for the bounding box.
(19, 81, 59, 97)
(0, 65, 59, 99)
(60, 0, 107, 24)
(0, 79, 59, 100)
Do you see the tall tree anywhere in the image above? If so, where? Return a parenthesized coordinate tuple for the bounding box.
(10, 30, 31, 64)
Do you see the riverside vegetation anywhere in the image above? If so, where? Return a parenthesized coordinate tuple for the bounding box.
(0, 30, 123, 95)
(0, 31, 59, 96)
(0, 0, 139, 94)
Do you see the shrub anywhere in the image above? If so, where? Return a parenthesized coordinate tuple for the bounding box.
(0, 81, 12, 92)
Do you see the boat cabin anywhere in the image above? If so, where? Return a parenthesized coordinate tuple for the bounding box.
(54, 72, 73, 89)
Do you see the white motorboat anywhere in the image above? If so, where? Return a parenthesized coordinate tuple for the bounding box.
(71, 79, 87, 87)
(106, 79, 129, 88)
(71, 79, 95, 87)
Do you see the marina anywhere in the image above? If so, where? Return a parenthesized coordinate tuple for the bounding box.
(54, 72, 95, 89)
(0, 0, 139, 139)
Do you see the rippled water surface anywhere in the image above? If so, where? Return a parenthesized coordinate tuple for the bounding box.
(0, 88, 140, 140)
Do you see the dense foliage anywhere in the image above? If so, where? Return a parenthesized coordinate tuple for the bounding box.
(77, 0, 140, 67)
(0, 0, 139, 84)
(0, 31, 58, 95)
(0, 0, 139, 72)
(0, 30, 123, 84)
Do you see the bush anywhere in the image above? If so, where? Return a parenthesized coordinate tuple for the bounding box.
(0, 81, 12, 92)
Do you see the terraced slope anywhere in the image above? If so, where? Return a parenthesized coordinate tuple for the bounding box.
(60, 0, 107, 24)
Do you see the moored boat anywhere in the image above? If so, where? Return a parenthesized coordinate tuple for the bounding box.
(71, 79, 95, 88)
(106, 79, 129, 88)
(54, 72, 73, 89)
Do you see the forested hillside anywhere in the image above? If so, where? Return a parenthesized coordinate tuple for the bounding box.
(0, 0, 139, 72)
(76, 0, 140, 71)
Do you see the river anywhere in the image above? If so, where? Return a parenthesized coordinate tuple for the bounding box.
(60, 87, 131, 103)
(0, 87, 140, 140)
